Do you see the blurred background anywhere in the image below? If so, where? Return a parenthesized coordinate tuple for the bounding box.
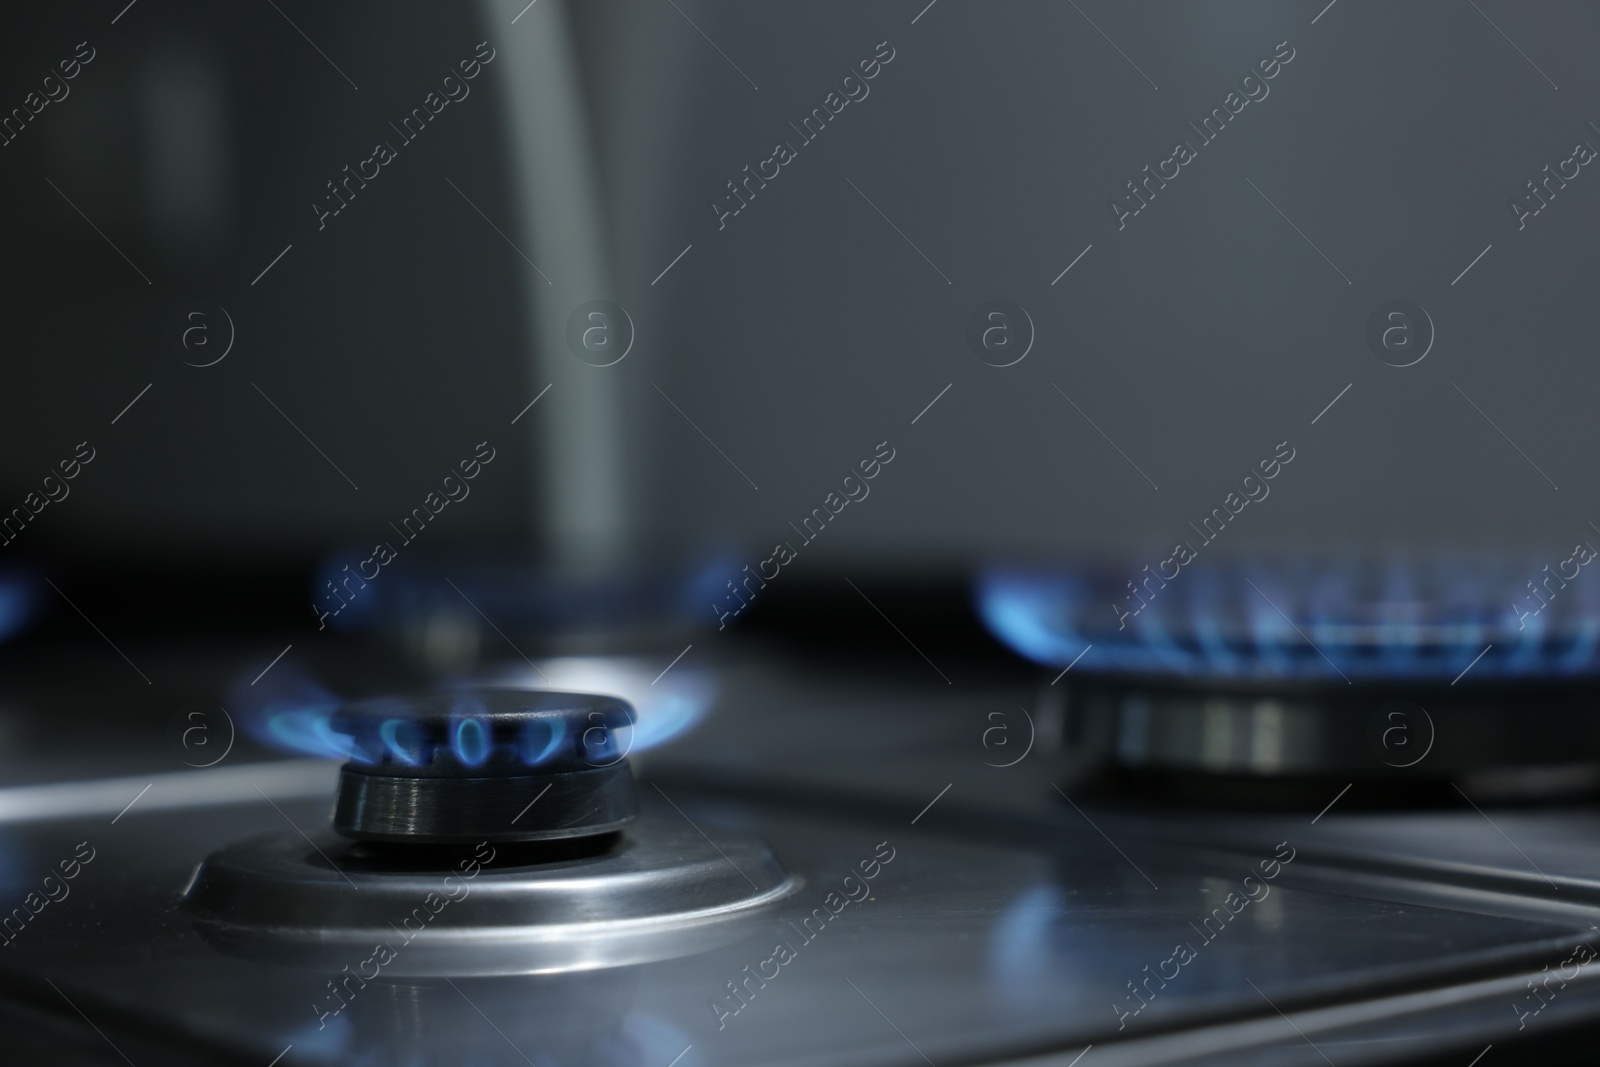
(1, 0, 1598, 662)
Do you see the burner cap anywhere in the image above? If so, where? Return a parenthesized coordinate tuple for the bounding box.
(329, 690, 640, 844)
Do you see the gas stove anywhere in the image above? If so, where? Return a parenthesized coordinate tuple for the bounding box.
(6, 0, 1600, 1060)
(7, 609, 1600, 1067)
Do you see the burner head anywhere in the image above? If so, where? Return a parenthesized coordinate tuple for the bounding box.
(329, 690, 639, 844)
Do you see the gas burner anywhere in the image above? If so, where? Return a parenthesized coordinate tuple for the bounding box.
(982, 563, 1600, 802)
(981, 558, 1600, 683)
(329, 690, 640, 843)
(182, 689, 796, 975)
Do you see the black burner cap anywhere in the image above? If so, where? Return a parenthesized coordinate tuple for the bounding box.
(329, 689, 639, 844)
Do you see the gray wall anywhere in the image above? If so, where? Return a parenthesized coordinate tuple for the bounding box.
(584, 0, 1600, 570)
(4, 1, 1597, 574)
(0, 3, 532, 561)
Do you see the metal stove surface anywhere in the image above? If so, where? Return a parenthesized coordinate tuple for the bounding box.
(5, 649, 1600, 1066)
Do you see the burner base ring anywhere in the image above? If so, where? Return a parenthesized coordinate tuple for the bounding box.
(181, 811, 797, 976)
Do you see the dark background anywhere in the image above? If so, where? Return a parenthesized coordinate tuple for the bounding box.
(1, 0, 1595, 618)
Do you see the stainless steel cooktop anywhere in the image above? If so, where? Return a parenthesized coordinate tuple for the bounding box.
(5, 645, 1600, 1066)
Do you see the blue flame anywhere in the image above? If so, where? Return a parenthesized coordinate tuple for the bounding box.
(0, 572, 38, 645)
(476, 656, 716, 754)
(378, 718, 426, 766)
(631, 694, 702, 750)
(237, 654, 716, 764)
(259, 707, 363, 761)
(978, 558, 1600, 682)
(231, 661, 358, 761)
(578, 715, 631, 764)
(310, 552, 745, 638)
(520, 717, 567, 766)
(452, 717, 491, 768)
